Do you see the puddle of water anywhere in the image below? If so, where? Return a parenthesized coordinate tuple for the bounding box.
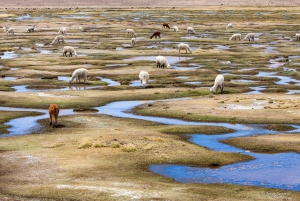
(245, 86, 266, 94)
(184, 81, 201, 85)
(176, 76, 189, 79)
(37, 48, 52, 54)
(257, 71, 300, 86)
(105, 64, 128, 68)
(14, 14, 45, 21)
(1, 51, 18, 59)
(97, 76, 120, 86)
(231, 79, 258, 84)
(65, 39, 84, 43)
(124, 56, 193, 66)
(0, 76, 18, 81)
(60, 15, 90, 19)
(10, 68, 20, 71)
(94, 100, 300, 191)
(35, 43, 44, 47)
(214, 45, 230, 50)
(116, 47, 123, 51)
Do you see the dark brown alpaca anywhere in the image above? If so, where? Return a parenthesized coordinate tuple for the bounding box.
(150, 31, 161, 39)
(162, 23, 170, 29)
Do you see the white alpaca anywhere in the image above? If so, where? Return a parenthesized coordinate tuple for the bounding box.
(244, 33, 255, 41)
(131, 38, 136, 47)
(187, 27, 196, 34)
(295, 33, 300, 41)
(226, 23, 232, 29)
(139, 71, 149, 86)
(27, 26, 35, 32)
(79, 26, 84, 32)
(3, 27, 14, 35)
(69, 68, 88, 84)
(178, 43, 192, 54)
(63, 46, 77, 57)
(173, 26, 178, 32)
(58, 27, 67, 35)
(51, 35, 65, 44)
(229, 33, 241, 41)
(126, 29, 137, 37)
(156, 56, 171, 69)
(210, 75, 224, 93)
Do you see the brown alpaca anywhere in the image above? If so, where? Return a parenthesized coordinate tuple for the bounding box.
(162, 23, 170, 29)
(48, 104, 59, 128)
(150, 31, 161, 39)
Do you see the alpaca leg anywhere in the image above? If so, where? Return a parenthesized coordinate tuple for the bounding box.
(49, 116, 52, 126)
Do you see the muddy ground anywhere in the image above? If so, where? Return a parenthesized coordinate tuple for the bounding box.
(0, 4, 300, 201)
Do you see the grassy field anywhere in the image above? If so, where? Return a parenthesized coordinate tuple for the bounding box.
(0, 5, 300, 201)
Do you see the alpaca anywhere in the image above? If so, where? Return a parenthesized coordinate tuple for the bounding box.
(27, 26, 34, 32)
(126, 29, 137, 37)
(156, 55, 171, 69)
(229, 33, 242, 41)
(48, 104, 59, 128)
(139, 70, 149, 86)
(3, 27, 14, 35)
(162, 23, 170, 29)
(51, 35, 65, 44)
(131, 38, 136, 47)
(150, 31, 161, 39)
(58, 27, 67, 35)
(173, 26, 178, 32)
(244, 33, 255, 41)
(69, 68, 88, 84)
(178, 43, 192, 54)
(210, 74, 224, 93)
(187, 27, 196, 34)
(226, 23, 233, 29)
(63, 46, 77, 57)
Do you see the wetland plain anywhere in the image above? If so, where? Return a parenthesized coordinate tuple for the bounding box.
(1, 4, 300, 201)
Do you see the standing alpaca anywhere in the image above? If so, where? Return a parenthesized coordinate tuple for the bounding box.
(150, 31, 161, 39)
(229, 33, 242, 41)
(48, 104, 59, 128)
(210, 74, 224, 93)
(244, 33, 255, 41)
(156, 55, 171, 69)
(51, 35, 65, 44)
(226, 23, 233, 29)
(139, 71, 149, 87)
(173, 26, 178, 32)
(69, 68, 88, 84)
(3, 27, 14, 35)
(27, 26, 35, 32)
(131, 38, 136, 47)
(63, 46, 77, 57)
(295, 33, 300, 41)
(162, 23, 170, 29)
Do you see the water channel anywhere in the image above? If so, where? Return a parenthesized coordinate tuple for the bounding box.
(1, 99, 300, 191)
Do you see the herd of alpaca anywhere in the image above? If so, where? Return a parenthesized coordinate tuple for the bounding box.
(4, 20, 300, 129)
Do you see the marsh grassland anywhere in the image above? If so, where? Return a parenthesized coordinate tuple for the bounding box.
(1, 5, 300, 201)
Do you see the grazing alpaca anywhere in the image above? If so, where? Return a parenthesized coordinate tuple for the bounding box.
(156, 55, 171, 69)
(150, 31, 161, 39)
(187, 27, 196, 34)
(69, 68, 88, 84)
(139, 70, 149, 87)
(126, 29, 137, 37)
(162, 23, 170, 29)
(27, 26, 35, 32)
(178, 43, 192, 54)
(3, 27, 14, 35)
(244, 33, 255, 41)
(210, 74, 224, 93)
(58, 27, 67, 35)
(229, 33, 242, 41)
(51, 35, 65, 44)
(48, 104, 59, 128)
(226, 23, 233, 29)
(63, 46, 77, 57)
(173, 26, 178, 32)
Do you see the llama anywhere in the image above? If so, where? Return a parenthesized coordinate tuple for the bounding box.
(48, 104, 59, 128)
(178, 43, 192, 54)
(63, 46, 77, 57)
(162, 23, 170, 29)
(210, 74, 224, 93)
(139, 71, 149, 86)
(69, 68, 88, 84)
(150, 31, 161, 39)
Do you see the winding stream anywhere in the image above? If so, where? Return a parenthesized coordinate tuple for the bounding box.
(1, 100, 300, 191)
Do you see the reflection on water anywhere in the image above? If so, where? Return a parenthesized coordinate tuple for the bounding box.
(1, 51, 18, 59)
